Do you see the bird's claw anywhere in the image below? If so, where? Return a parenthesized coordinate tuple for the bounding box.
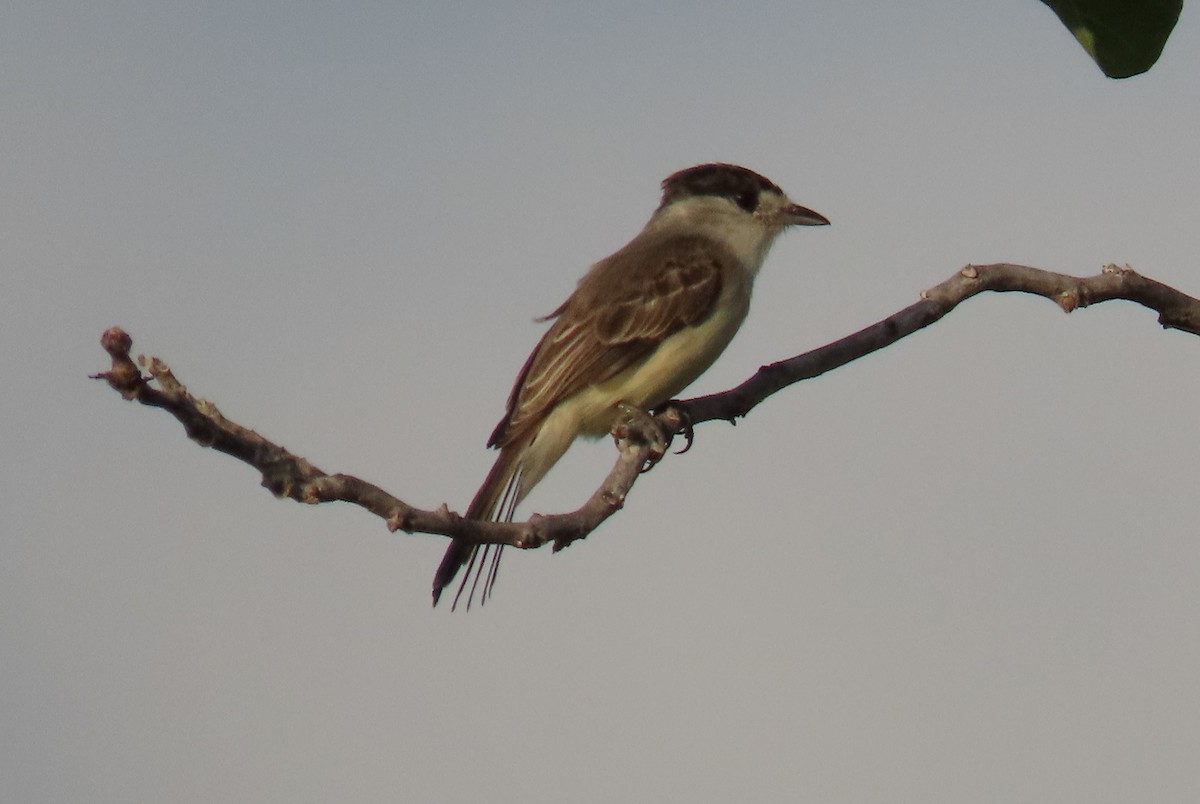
(656, 400, 695, 454)
(615, 402, 669, 472)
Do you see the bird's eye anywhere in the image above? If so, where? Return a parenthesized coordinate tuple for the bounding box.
(734, 191, 758, 213)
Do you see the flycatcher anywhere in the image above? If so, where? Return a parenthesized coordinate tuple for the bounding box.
(433, 163, 829, 608)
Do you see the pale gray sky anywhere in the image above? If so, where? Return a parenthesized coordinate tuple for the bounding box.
(5, 2, 1200, 802)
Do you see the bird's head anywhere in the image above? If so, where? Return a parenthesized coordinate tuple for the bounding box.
(658, 163, 830, 230)
(649, 163, 829, 270)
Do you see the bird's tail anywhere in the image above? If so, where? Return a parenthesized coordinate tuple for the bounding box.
(432, 445, 523, 610)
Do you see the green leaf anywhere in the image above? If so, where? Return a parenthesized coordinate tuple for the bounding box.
(1041, 0, 1183, 78)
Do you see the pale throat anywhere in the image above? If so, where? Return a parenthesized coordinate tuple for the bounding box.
(643, 197, 783, 276)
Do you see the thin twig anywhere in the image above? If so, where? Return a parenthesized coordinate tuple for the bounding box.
(683, 263, 1200, 425)
(91, 327, 654, 551)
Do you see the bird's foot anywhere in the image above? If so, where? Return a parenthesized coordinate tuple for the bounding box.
(654, 400, 695, 455)
(614, 402, 669, 472)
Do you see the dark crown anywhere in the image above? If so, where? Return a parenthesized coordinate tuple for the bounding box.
(659, 163, 783, 213)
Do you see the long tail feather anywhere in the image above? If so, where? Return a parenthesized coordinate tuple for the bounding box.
(432, 444, 524, 609)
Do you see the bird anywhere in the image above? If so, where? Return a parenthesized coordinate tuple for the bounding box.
(433, 163, 829, 609)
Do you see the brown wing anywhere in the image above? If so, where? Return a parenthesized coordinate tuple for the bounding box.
(488, 234, 730, 448)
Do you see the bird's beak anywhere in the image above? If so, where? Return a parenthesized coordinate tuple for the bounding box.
(782, 203, 830, 226)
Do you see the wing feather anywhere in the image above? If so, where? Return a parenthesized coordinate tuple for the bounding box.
(489, 234, 730, 448)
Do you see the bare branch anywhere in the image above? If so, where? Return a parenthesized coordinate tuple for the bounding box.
(93, 263, 1200, 552)
(91, 326, 654, 552)
(681, 263, 1200, 425)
